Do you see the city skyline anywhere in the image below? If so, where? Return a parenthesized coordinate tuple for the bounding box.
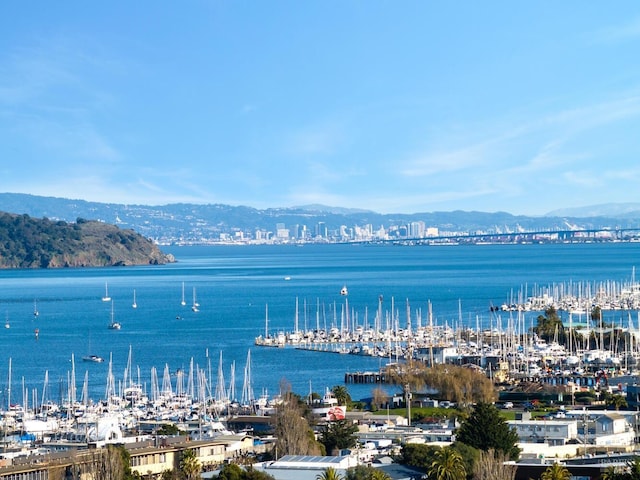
(1, 2, 640, 215)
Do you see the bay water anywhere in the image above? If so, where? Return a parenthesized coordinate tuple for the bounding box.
(1, 242, 639, 405)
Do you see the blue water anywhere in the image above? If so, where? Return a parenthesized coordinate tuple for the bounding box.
(1, 242, 639, 405)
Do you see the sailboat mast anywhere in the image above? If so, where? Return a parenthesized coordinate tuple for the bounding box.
(7, 357, 11, 411)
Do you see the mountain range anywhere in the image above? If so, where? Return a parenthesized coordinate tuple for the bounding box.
(1, 192, 639, 243)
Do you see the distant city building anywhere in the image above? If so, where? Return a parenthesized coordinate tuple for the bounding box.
(276, 223, 289, 240)
(409, 221, 426, 238)
(315, 222, 328, 239)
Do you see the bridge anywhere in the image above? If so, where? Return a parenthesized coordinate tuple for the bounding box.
(369, 227, 640, 245)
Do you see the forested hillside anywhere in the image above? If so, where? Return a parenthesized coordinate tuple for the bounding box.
(0, 212, 173, 268)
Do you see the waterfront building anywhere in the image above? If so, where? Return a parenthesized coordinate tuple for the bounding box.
(508, 418, 579, 446)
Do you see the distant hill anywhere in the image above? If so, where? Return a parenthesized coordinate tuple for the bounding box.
(293, 204, 375, 215)
(545, 203, 640, 218)
(1, 192, 639, 244)
(0, 211, 173, 268)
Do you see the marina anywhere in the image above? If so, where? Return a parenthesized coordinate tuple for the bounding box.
(2, 243, 640, 439)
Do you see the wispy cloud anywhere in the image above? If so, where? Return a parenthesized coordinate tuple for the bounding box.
(0, 35, 124, 161)
(400, 143, 489, 177)
(385, 88, 640, 213)
(399, 91, 640, 181)
(561, 170, 602, 188)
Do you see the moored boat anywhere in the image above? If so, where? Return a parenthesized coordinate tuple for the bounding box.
(82, 354, 105, 363)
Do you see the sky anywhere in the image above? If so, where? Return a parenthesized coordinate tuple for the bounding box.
(1, 2, 640, 216)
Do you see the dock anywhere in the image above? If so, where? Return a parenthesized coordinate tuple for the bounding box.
(345, 370, 389, 384)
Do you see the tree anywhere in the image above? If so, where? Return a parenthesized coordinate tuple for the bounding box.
(601, 465, 625, 480)
(368, 471, 391, 480)
(384, 359, 429, 392)
(385, 362, 496, 407)
(319, 419, 358, 455)
(179, 449, 201, 480)
(345, 465, 391, 480)
(539, 462, 571, 480)
(534, 306, 566, 344)
(84, 445, 128, 480)
(371, 387, 388, 411)
(160, 470, 179, 480)
(216, 464, 275, 480)
(626, 456, 640, 480)
(471, 449, 516, 480)
(428, 447, 466, 480)
(217, 463, 244, 480)
(158, 424, 183, 436)
(450, 442, 478, 479)
(316, 467, 343, 480)
(274, 387, 322, 456)
(455, 402, 520, 460)
(399, 443, 441, 470)
(332, 385, 352, 406)
(606, 394, 628, 410)
(243, 466, 276, 480)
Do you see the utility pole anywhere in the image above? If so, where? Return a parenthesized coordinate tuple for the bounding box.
(583, 409, 589, 457)
(405, 383, 412, 427)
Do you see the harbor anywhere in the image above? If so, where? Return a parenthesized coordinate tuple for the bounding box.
(3, 243, 640, 471)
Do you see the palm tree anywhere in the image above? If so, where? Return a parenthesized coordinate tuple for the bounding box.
(369, 470, 391, 480)
(606, 394, 628, 410)
(539, 462, 571, 480)
(601, 465, 625, 480)
(316, 467, 343, 480)
(627, 456, 640, 480)
(428, 447, 466, 480)
(331, 385, 351, 406)
(179, 448, 201, 480)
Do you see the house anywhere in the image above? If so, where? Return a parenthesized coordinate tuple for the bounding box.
(565, 409, 639, 447)
(127, 435, 254, 475)
(415, 346, 459, 365)
(507, 419, 578, 445)
(593, 413, 635, 447)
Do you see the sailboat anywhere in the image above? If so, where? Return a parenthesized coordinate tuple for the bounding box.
(132, 289, 137, 309)
(4, 312, 9, 329)
(82, 333, 104, 363)
(108, 301, 121, 330)
(102, 282, 111, 302)
(191, 287, 200, 312)
(181, 282, 186, 306)
(33, 299, 39, 318)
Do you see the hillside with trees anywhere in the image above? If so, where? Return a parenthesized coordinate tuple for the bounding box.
(0, 212, 173, 268)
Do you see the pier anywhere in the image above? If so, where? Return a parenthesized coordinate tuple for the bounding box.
(345, 371, 389, 384)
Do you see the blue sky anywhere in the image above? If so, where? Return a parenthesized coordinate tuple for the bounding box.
(1, 2, 640, 215)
